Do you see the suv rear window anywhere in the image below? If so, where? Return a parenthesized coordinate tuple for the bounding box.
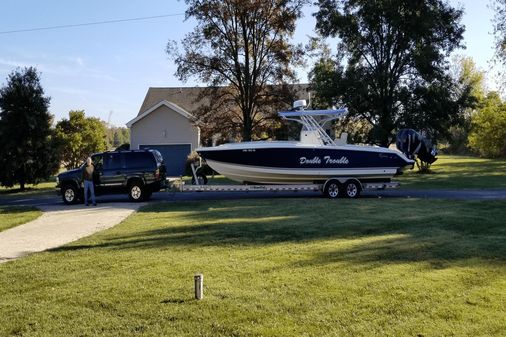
(104, 153, 124, 170)
(125, 152, 156, 168)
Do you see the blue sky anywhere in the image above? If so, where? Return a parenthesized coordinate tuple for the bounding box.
(0, 0, 499, 127)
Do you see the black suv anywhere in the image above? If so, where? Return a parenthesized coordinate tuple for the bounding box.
(56, 150, 167, 204)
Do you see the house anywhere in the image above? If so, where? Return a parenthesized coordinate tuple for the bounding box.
(127, 85, 310, 176)
(126, 88, 203, 176)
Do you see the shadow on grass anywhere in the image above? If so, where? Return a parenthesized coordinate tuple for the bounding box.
(50, 199, 506, 267)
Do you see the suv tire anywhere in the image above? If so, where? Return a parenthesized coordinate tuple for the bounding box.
(62, 184, 79, 205)
(128, 181, 145, 202)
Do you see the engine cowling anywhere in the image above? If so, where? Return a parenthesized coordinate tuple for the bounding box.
(396, 129, 438, 164)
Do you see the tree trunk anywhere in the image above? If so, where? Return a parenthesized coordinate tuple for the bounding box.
(19, 168, 26, 191)
(242, 111, 253, 141)
(242, 125, 252, 141)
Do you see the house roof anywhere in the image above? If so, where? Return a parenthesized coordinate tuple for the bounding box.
(137, 87, 211, 116)
(136, 84, 311, 117)
(126, 100, 193, 128)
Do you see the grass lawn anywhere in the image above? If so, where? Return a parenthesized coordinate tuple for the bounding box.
(0, 181, 55, 197)
(398, 155, 506, 189)
(0, 206, 42, 233)
(1, 198, 505, 336)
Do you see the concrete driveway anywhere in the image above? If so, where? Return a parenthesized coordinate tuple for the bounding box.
(0, 203, 144, 263)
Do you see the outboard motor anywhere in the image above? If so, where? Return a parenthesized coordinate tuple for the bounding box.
(396, 129, 438, 164)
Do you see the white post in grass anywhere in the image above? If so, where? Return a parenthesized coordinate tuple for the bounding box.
(194, 274, 203, 300)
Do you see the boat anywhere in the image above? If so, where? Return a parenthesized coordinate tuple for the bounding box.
(196, 101, 418, 184)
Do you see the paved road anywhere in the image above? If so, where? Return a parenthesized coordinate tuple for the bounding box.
(2, 187, 506, 208)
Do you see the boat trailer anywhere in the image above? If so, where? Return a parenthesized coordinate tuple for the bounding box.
(169, 164, 400, 199)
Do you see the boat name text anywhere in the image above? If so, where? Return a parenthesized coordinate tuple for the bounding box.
(299, 156, 349, 165)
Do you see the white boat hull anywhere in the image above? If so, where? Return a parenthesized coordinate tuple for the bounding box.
(207, 159, 400, 184)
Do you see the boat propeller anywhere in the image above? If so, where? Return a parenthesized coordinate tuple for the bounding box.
(396, 129, 438, 164)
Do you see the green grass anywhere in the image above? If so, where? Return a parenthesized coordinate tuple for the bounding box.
(1, 198, 505, 336)
(0, 206, 42, 233)
(0, 181, 55, 197)
(398, 155, 506, 189)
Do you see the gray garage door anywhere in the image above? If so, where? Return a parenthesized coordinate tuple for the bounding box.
(139, 144, 191, 176)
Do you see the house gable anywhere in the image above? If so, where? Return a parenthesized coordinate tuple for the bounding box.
(127, 100, 192, 128)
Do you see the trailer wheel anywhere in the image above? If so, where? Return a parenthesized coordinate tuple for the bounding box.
(323, 179, 340, 199)
(342, 180, 361, 198)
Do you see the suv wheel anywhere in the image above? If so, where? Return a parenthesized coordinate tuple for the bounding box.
(62, 184, 79, 205)
(128, 181, 145, 202)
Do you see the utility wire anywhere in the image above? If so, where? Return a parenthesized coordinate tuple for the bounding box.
(0, 13, 185, 35)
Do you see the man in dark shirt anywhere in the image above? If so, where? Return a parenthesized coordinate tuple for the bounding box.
(82, 157, 97, 206)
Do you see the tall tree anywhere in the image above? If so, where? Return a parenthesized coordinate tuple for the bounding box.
(55, 110, 107, 169)
(444, 56, 486, 154)
(312, 0, 466, 146)
(493, 1, 506, 66)
(0, 67, 59, 190)
(168, 0, 307, 141)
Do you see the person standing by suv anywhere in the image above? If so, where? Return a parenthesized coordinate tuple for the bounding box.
(82, 157, 97, 206)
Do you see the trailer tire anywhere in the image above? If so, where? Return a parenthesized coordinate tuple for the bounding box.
(342, 180, 361, 198)
(323, 179, 340, 199)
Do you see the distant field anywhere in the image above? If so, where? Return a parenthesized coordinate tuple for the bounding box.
(0, 206, 41, 232)
(1, 198, 504, 336)
(398, 155, 506, 189)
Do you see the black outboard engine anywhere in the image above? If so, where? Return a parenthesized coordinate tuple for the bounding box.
(396, 129, 438, 164)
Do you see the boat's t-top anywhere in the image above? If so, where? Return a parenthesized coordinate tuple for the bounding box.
(278, 100, 348, 146)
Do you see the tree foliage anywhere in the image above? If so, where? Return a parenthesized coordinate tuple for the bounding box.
(468, 92, 506, 158)
(105, 126, 129, 150)
(311, 0, 467, 146)
(0, 67, 59, 190)
(493, 0, 506, 69)
(444, 56, 486, 154)
(168, 0, 307, 141)
(55, 110, 107, 169)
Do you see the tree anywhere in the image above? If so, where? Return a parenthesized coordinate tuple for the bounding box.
(444, 56, 486, 154)
(168, 0, 307, 141)
(468, 92, 506, 158)
(0, 67, 59, 190)
(492, 1, 506, 73)
(311, 0, 467, 147)
(105, 126, 130, 149)
(55, 110, 107, 169)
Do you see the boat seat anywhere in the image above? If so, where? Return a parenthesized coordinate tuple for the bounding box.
(334, 132, 348, 145)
